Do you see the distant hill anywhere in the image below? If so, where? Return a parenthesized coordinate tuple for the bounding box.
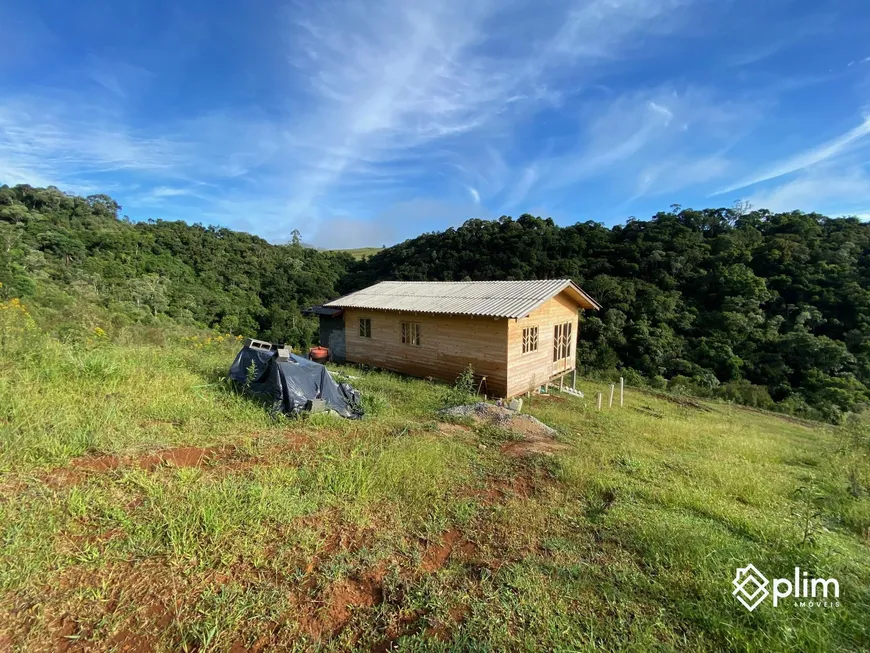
(329, 246, 384, 260)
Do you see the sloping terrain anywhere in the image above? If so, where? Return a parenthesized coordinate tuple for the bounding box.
(1, 335, 869, 651)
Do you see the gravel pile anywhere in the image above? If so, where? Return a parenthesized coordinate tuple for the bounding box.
(439, 402, 556, 438)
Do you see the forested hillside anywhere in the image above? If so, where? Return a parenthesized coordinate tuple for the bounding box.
(2, 184, 869, 422)
(0, 184, 351, 347)
(349, 210, 870, 422)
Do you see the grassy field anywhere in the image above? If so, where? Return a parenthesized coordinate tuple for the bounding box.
(328, 247, 385, 260)
(1, 306, 869, 650)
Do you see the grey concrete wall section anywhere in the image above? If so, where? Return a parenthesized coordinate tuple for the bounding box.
(319, 316, 346, 363)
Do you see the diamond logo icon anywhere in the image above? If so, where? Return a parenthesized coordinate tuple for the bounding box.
(733, 564, 769, 611)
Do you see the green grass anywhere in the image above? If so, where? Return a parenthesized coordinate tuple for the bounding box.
(1, 327, 869, 651)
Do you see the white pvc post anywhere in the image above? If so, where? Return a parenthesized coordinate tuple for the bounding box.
(597, 392, 602, 411)
(620, 377, 624, 406)
(609, 384, 614, 408)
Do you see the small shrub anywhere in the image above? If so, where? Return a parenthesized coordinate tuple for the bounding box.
(667, 375, 695, 395)
(791, 484, 825, 547)
(691, 369, 720, 393)
(620, 368, 646, 387)
(776, 394, 827, 422)
(245, 360, 258, 388)
(649, 375, 667, 390)
(362, 391, 389, 416)
(0, 296, 40, 354)
(716, 379, 775, 409)
(442, 364, 477, 407)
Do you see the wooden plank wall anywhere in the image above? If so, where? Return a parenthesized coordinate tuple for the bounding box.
(505, 292, 579, 397)
(343, 308, 510, 396)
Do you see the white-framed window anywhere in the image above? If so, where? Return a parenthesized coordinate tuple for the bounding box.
(359, 317, 372, 338)
(401, 321, 421, 346)
(553, 322, 572, 361)
(522, 326, 539, 354)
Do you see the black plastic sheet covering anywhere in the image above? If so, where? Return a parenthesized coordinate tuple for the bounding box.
(229, 345, 363, 419)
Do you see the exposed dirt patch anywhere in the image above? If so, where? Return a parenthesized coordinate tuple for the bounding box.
(458, 485, 503, 504)
(294, 510, 379, 563)
(51, 614, 83, 653)
(420, 528, 477, 573)
(2, 465, 544, 652)
(298, 566, 386, 641)
(42, 446, 226, 486)
(289, 526, 480, 645)
(228, 637, 272, 653)
(425, 604, 471, 641)
(0, 560, 191, 652)
(58, 529, 124, 554)
(72, 455, 122, 473)
(532, 393, 567, 404)
(500, 438, 571, 458)
(135, 446, 219, 470)
(37, 432, 314, 489)
(458, 469, 541, 505)
(106, 628, 154, 653)
(324, 577, 382, 631)
(371, 579, 472, 649)
(436, 422, 473, 436)
(490, 472, 535, 498)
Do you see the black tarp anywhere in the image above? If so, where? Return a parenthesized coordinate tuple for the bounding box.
(229, 345, 363, 418)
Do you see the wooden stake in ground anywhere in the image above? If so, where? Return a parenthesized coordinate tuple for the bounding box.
(609, 384, 614, 408)
(597, 392, 602, 411)
(560, 375, 564, 391)
(620, 377, 624, 406)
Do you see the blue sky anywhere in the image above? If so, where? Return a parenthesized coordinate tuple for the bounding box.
(1, 0, 869, 247)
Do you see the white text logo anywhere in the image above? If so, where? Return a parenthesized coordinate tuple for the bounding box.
(733, 565, 839, 610)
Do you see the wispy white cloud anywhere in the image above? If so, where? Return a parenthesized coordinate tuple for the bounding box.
(499, 86, 759, 209)
(0, 99, 192, 184)
(714, 116, 870, 195)
(282, 0, 701, 216)
(0, 96, 287, 192)
(745, 163, 870, 216)
(634, 154, 731, 199)
(150, 186, 191, 198)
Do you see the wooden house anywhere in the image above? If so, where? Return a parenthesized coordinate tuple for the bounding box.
(310, 280, 600, 398)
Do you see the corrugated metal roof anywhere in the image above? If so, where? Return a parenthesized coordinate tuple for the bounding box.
(324, 279, 600, 318)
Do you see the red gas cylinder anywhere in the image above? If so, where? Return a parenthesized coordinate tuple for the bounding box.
(309, 346, 329, 363)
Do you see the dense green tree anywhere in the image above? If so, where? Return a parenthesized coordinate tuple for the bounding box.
(0, 184, 352, 350)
